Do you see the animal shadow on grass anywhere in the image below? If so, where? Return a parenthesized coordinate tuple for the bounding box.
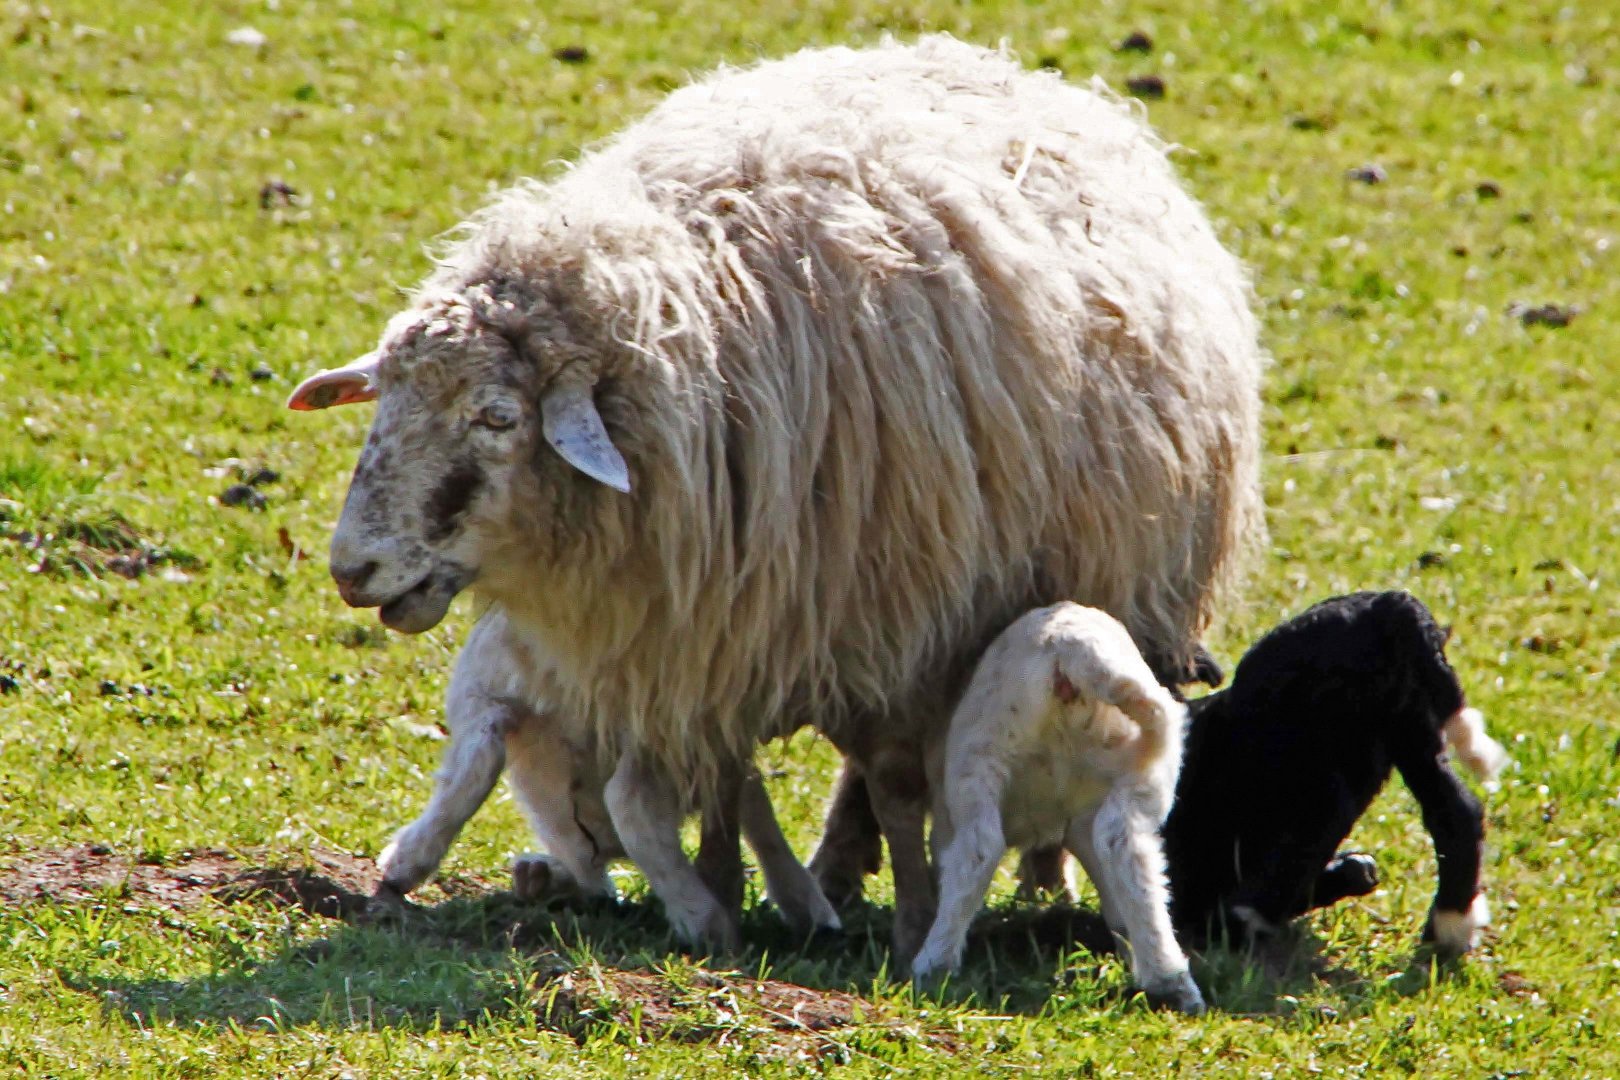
(30, 845, 1467, 1043)
(37, 845, 951, 1052)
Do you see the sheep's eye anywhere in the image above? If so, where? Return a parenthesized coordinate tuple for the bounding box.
(475, 402, 519, 430)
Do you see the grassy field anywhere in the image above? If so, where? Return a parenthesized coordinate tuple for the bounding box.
(2, 0, 1616, 1074)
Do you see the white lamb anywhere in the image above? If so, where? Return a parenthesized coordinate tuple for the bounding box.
(374, 606, 840, 948)
(911, 602, 1204, 1014)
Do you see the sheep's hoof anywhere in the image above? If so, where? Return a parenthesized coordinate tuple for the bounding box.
(890, 901, 937, 975)
(1143, 971, 1207, 1015)
(688, 907, 744, 957)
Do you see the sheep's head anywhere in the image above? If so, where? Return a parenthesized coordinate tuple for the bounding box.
(288, 284, 632, 633)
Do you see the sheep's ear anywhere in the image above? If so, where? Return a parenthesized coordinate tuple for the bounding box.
(541, 379, 631, 493)
(286, 351, 380, 411)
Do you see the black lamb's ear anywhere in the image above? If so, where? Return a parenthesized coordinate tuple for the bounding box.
(1440, 623, 1454, 645)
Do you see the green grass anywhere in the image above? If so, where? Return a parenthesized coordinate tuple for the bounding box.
(2, 0, 1616, 1074)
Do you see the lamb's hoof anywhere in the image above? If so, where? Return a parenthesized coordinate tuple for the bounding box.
(511, 855, 559, 902)
(362, 881, 413, 924)
(1228, 903, 1281, 943)
(1423, 895, 1490, 957)
(910, 966, 948, 995)
(1143, 971, 1207, 1016)
(778, 900, 843, 937)
(1329, 851, 1380, 896)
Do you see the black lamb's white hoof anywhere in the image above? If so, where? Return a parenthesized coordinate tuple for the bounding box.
(1425, 894, 1490, 956)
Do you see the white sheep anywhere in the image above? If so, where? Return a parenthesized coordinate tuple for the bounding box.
(910, 603, 1204, 1012)
(289, 35, 1265, 967)
(375, 606, 840, 948)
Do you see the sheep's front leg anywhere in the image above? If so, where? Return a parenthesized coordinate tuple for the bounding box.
(1088, 782, 1205, 1014)
(375, 698, 508, 897)
(865, 745, 937, 972)
(911, 761, 1008, 988)
(604, 752, 740, 953)
(740, 773, 841, 934)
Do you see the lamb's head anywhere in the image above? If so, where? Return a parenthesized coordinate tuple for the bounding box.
(289, 284, 633, 633)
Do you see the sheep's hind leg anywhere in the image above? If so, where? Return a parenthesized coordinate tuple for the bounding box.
(1088, 783, 1205, 1014)
(605, 751, 740, 953)
(808, 760, 884, 910)
(694, 761, 746, 929)
(864, 746, 937, 974)
(375, 699, 508, 898)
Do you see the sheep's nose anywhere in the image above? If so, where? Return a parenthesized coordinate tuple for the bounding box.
(330, 560, 378, 606)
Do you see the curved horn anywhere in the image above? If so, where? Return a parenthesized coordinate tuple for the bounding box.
(286, 351, 380, 411)
(541, 379, 631, 493)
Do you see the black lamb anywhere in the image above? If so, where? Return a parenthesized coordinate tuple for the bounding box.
(1162, 590, 1508, 955)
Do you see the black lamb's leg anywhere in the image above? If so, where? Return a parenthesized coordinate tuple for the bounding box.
(1395, 746, 1488, 955)
(1306, 851, 1380, 910)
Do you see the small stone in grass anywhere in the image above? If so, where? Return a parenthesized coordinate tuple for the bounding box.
(553, 45, 589, 63)
(220, 484, 268, 511)
(1126, 74, 1165, 100)
(1346, 164, 1387, 184)
(1118, 31, 1153, 53)
(1508, 301, 1578, 328)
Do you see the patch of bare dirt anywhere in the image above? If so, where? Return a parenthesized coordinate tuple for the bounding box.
(540, 966, 958, 1061)
(0, 844, 377, 917)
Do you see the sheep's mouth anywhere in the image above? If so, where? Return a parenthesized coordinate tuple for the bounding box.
(377, 568, 468, 633)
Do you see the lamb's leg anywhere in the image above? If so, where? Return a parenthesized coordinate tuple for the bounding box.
(1088, 781, 1205, 1014)
(1065, 808, 1124, 934)
(604, 751, 740, 953)
(739, 772, 841, 934)
(1017, 844, 1071, 901)
(1307, 852, 1380, 910)
(865, 745, 937, 972)
(911, 756, 1008, 987)
(503, 711, 616, 902)
(375, 697, 508, 897)
(808, 760, 884, 909)
(1396, 747, 1489, 955)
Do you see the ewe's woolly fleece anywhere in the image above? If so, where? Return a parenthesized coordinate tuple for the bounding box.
(413, 36, 1265, 778)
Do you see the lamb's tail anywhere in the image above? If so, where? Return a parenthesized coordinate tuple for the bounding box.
(1442, 706, 1509, 781)
(1102, 674, 1185, 773)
